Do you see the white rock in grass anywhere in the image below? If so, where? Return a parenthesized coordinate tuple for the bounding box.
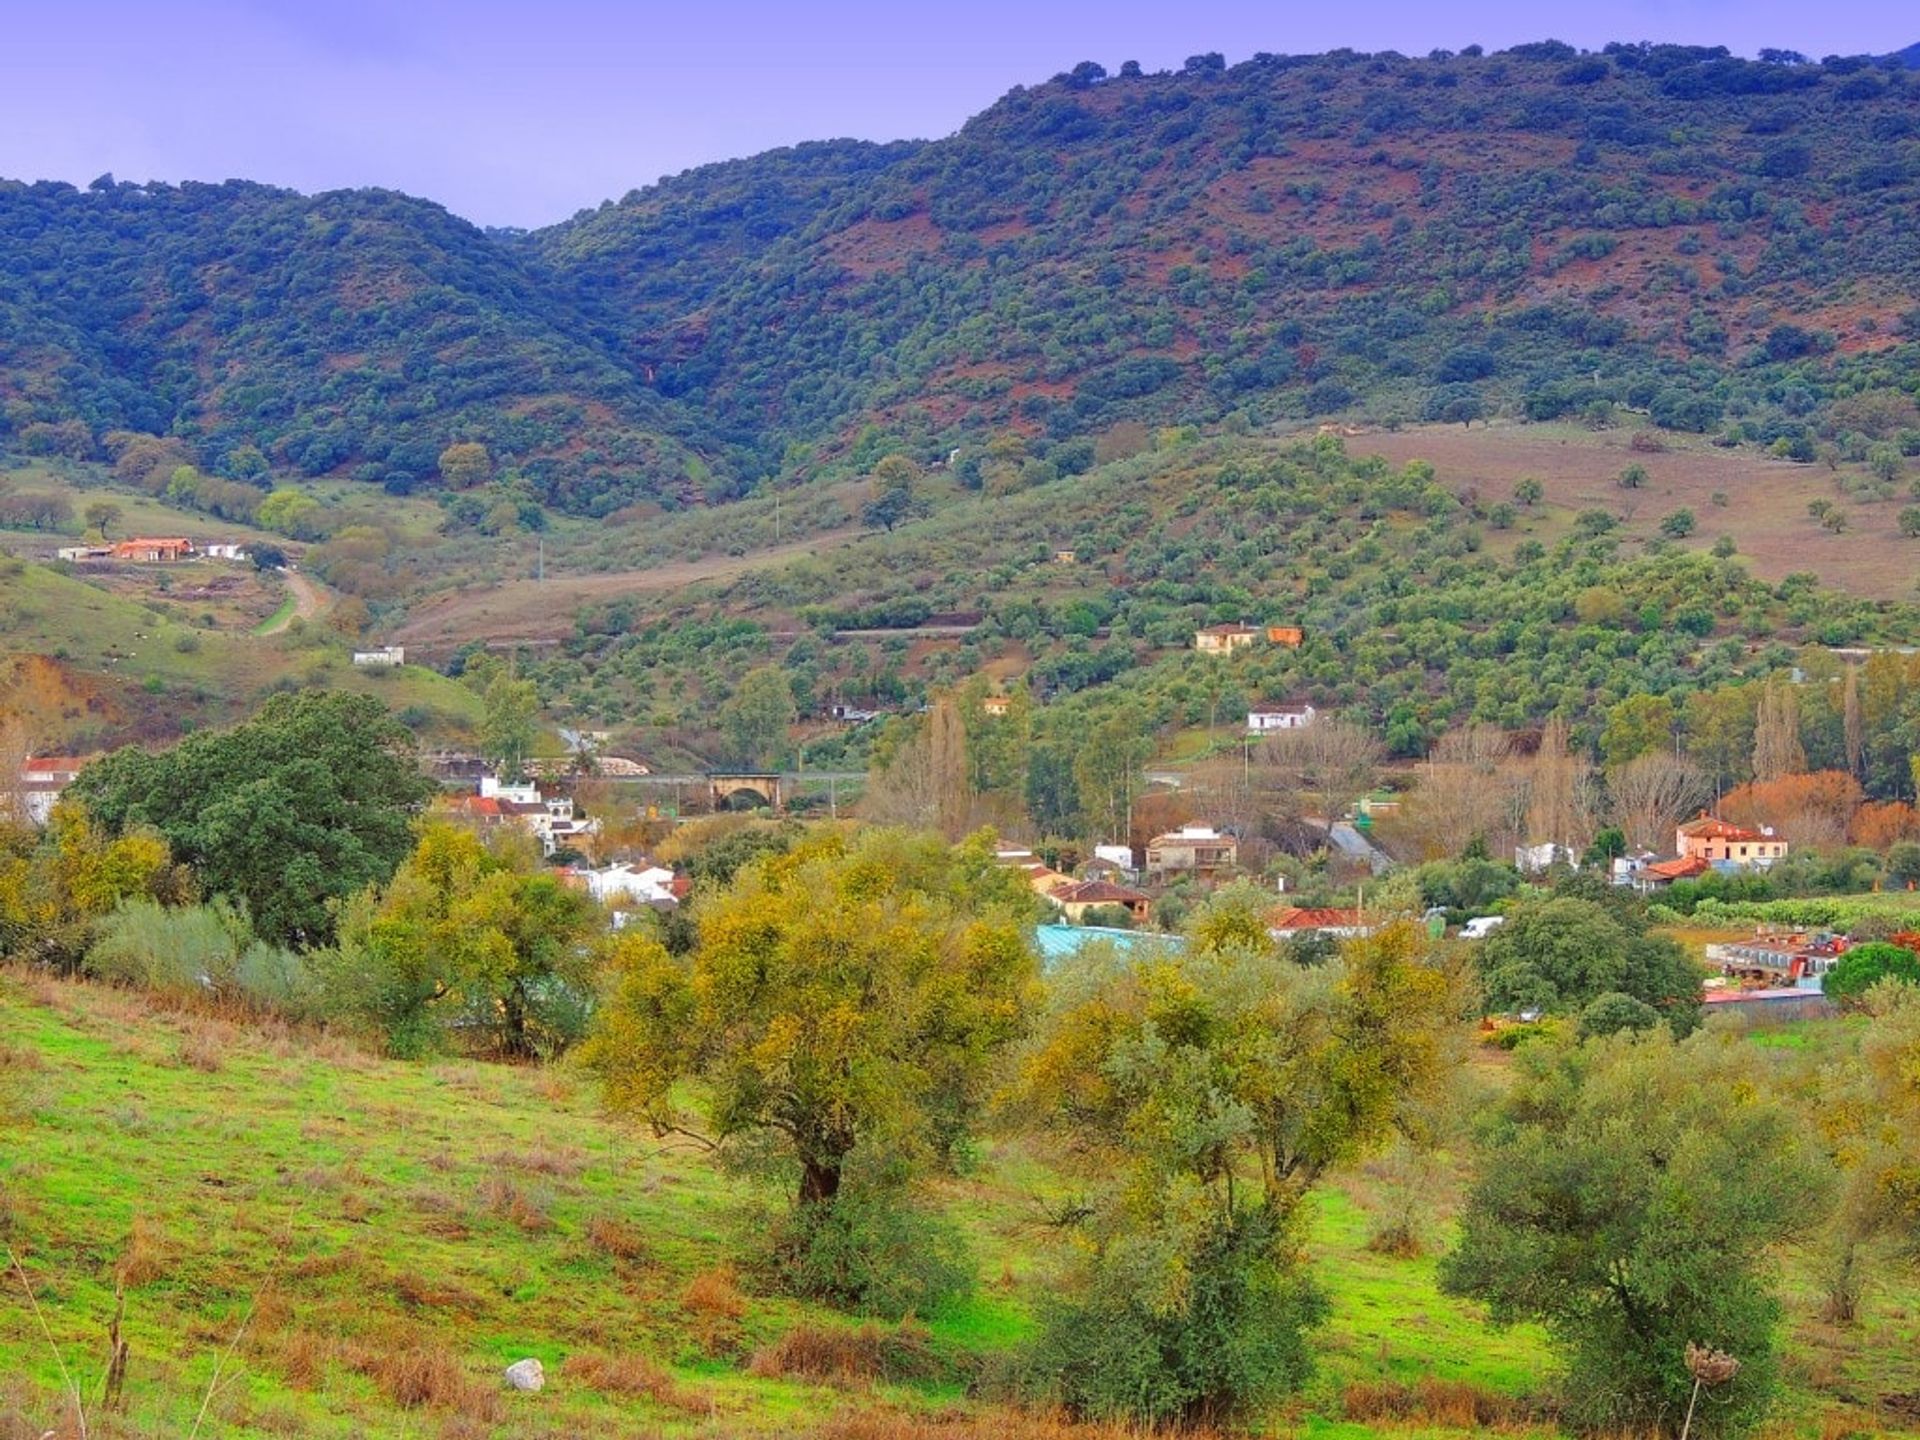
(504, 1357, 545, 1392)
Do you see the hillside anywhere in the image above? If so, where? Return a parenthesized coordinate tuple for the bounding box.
(6, 43, 1920, 518)
(6, 970, 1917, 1438)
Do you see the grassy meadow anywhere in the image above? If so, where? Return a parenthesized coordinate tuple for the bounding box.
(3, 971, 1917, 1439)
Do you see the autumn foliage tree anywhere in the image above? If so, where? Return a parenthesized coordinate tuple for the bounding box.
(1721, 771, 1863, 852)
(583, 828, 1037, 1312)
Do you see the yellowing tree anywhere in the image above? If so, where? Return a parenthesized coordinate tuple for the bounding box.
(332, 822, 600, 1058)
(583, 828, 1037, 1307)
(437, 441, 492, 489)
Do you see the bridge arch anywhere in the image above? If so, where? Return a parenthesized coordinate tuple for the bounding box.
(708, 772, 785, 813)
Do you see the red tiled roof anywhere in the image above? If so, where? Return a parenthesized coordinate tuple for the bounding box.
(1645, 855, 1712, 881)
(1271, 906, 1364, 930)
(1677, 813, 1772, 843)
(1050, 879, 1150, 905)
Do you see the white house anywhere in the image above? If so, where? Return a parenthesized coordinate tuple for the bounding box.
(203, 542, 249, 561)
(352, 645, 406, 667)
(584, 862, 681, 909)
(1247, 703, 1316, 734)
(1093, 843, 1137, 873)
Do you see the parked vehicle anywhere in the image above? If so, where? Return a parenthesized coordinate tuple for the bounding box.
(1461, 915, 1506, 940)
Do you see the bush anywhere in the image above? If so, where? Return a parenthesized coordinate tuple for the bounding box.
(85, 898, 318, 1018)
(1824, 941, 1920, 1009)
(1030, 1207, 1327, 1426)
(755, 1154, 973, 1320)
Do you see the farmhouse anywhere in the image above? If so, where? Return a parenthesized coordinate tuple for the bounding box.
(981, 694, 1012, 717)
(56, 545, 109, 562)
(112, 537, 195, 563)
(1247, 702, 1316, 734)
(1145, 823, 1238, 878)
(1266, 625, 1305, 647)
(203, 542, 249, 561)
(1193, 623, 1260, 655)
(1047, 878, 1152, 925)
(352, 645, 406, 668)
(1676, 813, 1788, 868)
(1052, 549, 1077, 565)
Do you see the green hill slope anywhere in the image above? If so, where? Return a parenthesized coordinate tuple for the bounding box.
(6, 43, 1920, 518)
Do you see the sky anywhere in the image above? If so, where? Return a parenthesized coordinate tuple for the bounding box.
(3, 1, 1913, 229)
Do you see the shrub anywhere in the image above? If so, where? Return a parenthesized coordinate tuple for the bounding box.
(85, 899, 318, 1019)
(755, 1156, 973, 1319)
(1030, 1206, 1327, 1426)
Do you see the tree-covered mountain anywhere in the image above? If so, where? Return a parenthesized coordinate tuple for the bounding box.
(6, 41, 1920, 515)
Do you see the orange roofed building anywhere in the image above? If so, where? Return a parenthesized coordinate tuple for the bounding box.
(111, 537, 196, 562)
(1675, 813, 1788, 869)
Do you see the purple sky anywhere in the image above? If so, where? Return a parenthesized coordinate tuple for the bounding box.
(5, 1, 1913, 229)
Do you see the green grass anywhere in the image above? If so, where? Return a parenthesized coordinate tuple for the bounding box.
(251, 592, 297, 635)
(3, 979, 1916, 1438)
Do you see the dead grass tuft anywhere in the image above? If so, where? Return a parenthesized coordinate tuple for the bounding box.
(584, 1214, 650, 1264)
(560, 1351, 711, 1414)
(275, 1327, 333, 1390)
(354, 1341, 501, 1420)
(115, 1216, 170, 1288)
(173, 1018, 233, 1073)
(486, 1144, 586, 1178)
(1341, 1376, 1534, 1429)
(1364, 1221, 1426, 1259)
(747, 1319, 938, 1387)
(477, 1175, 552, 1232)
(681, 1265, 746, 1356)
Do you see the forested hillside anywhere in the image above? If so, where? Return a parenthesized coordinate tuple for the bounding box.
(5, 41, 1920, 517)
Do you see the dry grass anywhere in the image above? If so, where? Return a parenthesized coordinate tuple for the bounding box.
(747, 1318, 938, 1387)
(115, 1216, 170, 1288)
(485, 1144, 586, 1178)
(1341, 1375, 1538, 1429)
(1355, 423, 1920, 601)
(584, 1213, 650, 1264)
(804, 1410, 1214, 1440)
(559, 1351, 712, 1415)
(476, 1175, 551, 1232)
(273, 1327, 333, 1390)
(350, 1340, 502, 1421)
(681, 1264, 746, 1356)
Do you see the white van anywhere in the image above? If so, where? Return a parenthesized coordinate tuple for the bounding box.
(1460, 915, 1506, 940)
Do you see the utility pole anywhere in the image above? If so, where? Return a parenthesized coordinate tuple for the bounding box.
(536, 535, 544, 583)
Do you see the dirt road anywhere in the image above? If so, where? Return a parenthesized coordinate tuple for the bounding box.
(256, 571, 328, 635)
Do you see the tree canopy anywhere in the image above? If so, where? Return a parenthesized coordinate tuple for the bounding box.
(68, 692, 435, 945)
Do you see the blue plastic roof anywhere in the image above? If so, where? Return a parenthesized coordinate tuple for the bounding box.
(1033, 923, 1182, 968)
